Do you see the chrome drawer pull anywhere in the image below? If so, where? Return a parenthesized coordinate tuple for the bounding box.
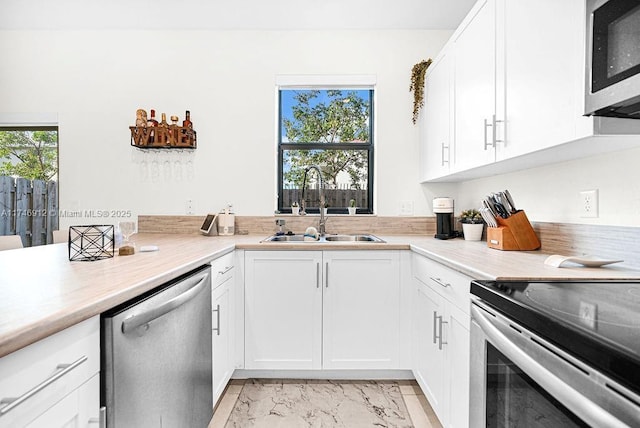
(0, 355, 88, 416)
(218, 266, 233, 275)
(429, 277, 450, 288)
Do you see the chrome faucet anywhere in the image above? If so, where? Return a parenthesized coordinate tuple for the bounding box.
(300, 165, 327, 236)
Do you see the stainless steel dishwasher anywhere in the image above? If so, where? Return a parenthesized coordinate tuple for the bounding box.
(102, 265, 212, 427)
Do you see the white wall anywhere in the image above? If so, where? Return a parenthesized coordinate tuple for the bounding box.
(449, 146, 640, 227)
(0, 29, 451, 226)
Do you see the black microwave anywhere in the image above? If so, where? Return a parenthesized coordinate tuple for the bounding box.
(585, 0, 640, 118)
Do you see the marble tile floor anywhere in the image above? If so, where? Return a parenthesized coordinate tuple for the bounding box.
(208, 379, 442, 428)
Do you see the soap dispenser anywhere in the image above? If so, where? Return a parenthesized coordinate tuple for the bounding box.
(217, 204, 235, 236)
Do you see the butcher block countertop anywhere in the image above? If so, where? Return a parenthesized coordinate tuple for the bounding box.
(1, 232, 639, 358)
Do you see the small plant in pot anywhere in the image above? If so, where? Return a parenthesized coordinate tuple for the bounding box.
(348, 199, 357, 215)
(291, 201, 300, 215)
(459, 209, 484, 241)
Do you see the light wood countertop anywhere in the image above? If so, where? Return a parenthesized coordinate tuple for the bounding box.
(1, 232, 639, 358)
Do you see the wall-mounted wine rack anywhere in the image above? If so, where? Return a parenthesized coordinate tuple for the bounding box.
(129, 126, 197, 149)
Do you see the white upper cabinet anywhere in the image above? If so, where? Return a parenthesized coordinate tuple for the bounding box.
(452, 0, 497, 172)
(496, 0, 579, 159)
(420, 0, 640, 182)
(420, 51, 453, 181)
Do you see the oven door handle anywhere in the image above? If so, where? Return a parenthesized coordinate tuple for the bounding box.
(471, 304, 630, 428)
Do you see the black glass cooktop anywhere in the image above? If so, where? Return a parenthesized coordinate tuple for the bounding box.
(471, 280, 640, 396)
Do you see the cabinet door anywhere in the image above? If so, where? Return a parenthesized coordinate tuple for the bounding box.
(413, 279, 447, 425)
(445, 304, 470, 428)
(453, 0, 497, 171)
(420, 52, 453, 181)
(497, 0, 581, 160)
(244, 251, 323, 370)
(78, 374, 100, 428)
(26, 390, 80, 428)
(212, 277, 234, 404)
(322, 251, 400, 369)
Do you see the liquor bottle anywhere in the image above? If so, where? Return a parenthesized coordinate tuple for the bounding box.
(147, 109, 159, 127)
(182, 110, 193, 128)
(182, 110, 193, 144)
(159, 113, 169, 145)
(169, 115, 179, 145)
(147, 109, 158, 144)
(159, 112, 168, 127)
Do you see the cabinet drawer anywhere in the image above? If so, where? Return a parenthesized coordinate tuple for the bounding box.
(412, 254, 471, 314)
(0, 316, 100, 428)
(210, 252, 234, 289)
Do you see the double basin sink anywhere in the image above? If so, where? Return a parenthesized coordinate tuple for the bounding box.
(263, 234, 385, 243)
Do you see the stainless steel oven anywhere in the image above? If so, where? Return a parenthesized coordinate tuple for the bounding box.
(470, 280, 640, 428)
(585, 0, 640, 118)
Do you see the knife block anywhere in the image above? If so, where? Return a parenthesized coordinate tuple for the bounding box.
(486, 210, 540, 251)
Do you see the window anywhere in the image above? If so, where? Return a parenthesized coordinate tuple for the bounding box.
(0, 127, 59, 246)
(278, 88, 374, 214)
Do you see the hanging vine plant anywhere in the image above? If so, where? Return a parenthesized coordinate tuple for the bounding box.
(410, 58, 433, 124)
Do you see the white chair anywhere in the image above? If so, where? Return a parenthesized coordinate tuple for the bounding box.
(52, 229, 68, 244)
(0, 235, 24, 251)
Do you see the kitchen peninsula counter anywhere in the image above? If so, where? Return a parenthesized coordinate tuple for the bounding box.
(2, 232, 639, 358)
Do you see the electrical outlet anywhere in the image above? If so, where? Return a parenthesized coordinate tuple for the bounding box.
(580, 190, 598, 218)
(185, 199, 195, 215)
(399, 200, 414, 216)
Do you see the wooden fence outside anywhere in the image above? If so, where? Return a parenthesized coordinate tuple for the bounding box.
(283, 187, 367, 210)
(0, 176, 58, 247)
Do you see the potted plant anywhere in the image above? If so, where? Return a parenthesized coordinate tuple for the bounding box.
(459, 209, 484, 241)
(348, 199, 357, 215)
(291, 201, 300, 215)
(410, 58, 433, 124)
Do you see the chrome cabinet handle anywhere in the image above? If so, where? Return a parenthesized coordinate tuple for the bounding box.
(325, 262, 329, 288)
(432, 313, 447, 350)
(429, 277, 450, 288)
(316, 262, 320, 289)
(89, 406, 106, 427)
(218, 266, 233, 275)
(484, 118, 492, 150)
(493, 114, 504, 146)
(0, 355, 88, 416)
(438, 318, 448, 350)
(471, 304, 628, 428)
(485, 115, 503, 151)
(441, 143, 450, 166)
(433, 311, 438, 344)
(212, 304, 221, 336)
(121, 271, 209, 334)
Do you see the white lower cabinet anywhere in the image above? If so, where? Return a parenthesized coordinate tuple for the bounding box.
(210, 252, 236, 406)
(322, 251, 400, 369)
(244, 250, 401, 370)
(244, 250, 323, 369)
(0, 317, 101, 428)
(412, 253, 471, 428)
